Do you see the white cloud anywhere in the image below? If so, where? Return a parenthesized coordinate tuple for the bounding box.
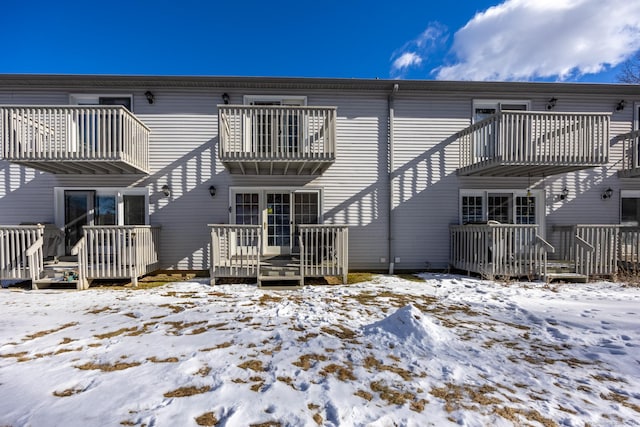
(392, 52, 423, 70)
(434, 0, 640, 81)
(390, 23, 447, 77)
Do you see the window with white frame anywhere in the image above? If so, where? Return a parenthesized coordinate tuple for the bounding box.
(70, 94, 133, 110)
(621, 190, 640, 225)
(460, 190, 541, 226)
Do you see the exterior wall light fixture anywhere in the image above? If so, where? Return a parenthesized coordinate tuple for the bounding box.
(209, 185, 217, 198)
(601, 188, 613, 200)
(616, 100, 626, 111)
(162, 185, 171, 197)
(222, 93, 230, 104)
(559, 188, 569, 200)
(546, 97, 557, 111)
(145, 91, 155, 104)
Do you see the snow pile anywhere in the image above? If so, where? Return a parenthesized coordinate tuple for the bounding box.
(364, 304, 452, 350)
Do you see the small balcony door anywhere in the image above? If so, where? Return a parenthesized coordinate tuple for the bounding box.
(245, 97, 305, 156)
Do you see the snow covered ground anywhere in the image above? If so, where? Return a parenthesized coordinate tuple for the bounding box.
(0, 274, 639, 427)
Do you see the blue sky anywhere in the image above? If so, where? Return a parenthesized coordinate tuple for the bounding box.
(1, 0, 639, 83)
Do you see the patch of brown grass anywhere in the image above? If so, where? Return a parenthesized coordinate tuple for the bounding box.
(147, 356, 179, 363)
(297, 333, 319, 343)
(249, 422, 281, 427)
(355, 389, 373, 401)
(430, 383, 503, 412)
(85, 306, 115, 314)
(277, 376, 296, 389)
(94, 327, 138, 339)
(320, 363, 356, 382)
(258, 294, 283, 305)
(164, 385, 210, 398)
(600, 391, 640, 413)
(238, 359, 266, 372)
(23, 322, 78, 341)
(347, 272, 376, 284)
(396, 273, 426, 282)
(195, 412, 218, 426)
(410, 398, 429, 413)
(164, 320, 208, 335)
(75, 361, 141, 371)
(200, 341, 233, 352)
(320, 325, 358, 341)
(59, 337, 76, 344)
(158, 303, 185, 313)
(363, 355, 414, 381)
(195, 366, 212, 377)
(292, 354, 327, 370)
(0, 351, 28, 359)
(53, 387, 84, 397)
(370, 380, 415, 406)
(312, 412, 323, 425)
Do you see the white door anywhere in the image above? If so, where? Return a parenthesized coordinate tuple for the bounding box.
(264, 192, 292, 255)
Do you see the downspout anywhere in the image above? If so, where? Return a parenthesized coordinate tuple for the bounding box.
(388, 83, 399, 274)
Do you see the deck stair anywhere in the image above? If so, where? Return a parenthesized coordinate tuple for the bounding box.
(258, 255, 303, 288)
(33, 257, 80, 289)
(545, 260, 588, 283)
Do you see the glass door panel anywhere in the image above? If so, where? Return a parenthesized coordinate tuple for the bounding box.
(265, 192, 291, 255)
(64, 190, 95, 254)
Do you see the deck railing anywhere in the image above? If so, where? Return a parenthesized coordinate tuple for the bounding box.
(79, 225, 160, 286)
(450, 224, 553, 278)
(553, 225, 639, 277)
(299, 225, 349, 284)
(0, 106, 150, 173)
(617, 129, 640, 176)
(219, 105, 336, 161)
(0, 225, 44, 283)
(457, 111, 610, 172)
(209, 224, 261, 284)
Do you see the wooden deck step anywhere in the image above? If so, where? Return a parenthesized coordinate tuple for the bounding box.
(545, 272, 589, 283)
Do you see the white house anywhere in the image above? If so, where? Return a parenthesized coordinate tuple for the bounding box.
(1, 75, 640, 288)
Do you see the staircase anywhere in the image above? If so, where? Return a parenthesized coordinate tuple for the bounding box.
(33, 256, 81, 289)
(545, 260, 588, 283)
(258, 255, 303, 288)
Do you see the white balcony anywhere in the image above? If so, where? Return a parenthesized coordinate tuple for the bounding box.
(617, 129, 640, 177)
(456, 111, 610, 176)
(218, 105, 336, 175)
(0, 106, 150, 174)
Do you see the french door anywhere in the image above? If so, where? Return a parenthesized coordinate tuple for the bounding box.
(232, 189, 320, 255)
(64, 190, 95, 254)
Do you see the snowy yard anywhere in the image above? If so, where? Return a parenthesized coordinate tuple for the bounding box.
(0, 274, 639, 427)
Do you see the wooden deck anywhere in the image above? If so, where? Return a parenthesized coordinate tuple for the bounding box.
(1, 225, 160, 290)
(450, 223, 640, 281)
(209, 224, 348, 286)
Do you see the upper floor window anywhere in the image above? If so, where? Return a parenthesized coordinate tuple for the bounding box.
(69, 94, 133, 111)
(473, 100, 529, 122)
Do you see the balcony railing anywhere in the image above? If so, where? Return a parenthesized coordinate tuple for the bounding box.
(617, 129, 640, 177)
(0, 106, 150, 174)
(74, 226, 161, 288)
(450, 224, 553, 279)
(0, 225, 44, 283)
(456, 111, 610, 176)
(218, 105, 336, 175)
